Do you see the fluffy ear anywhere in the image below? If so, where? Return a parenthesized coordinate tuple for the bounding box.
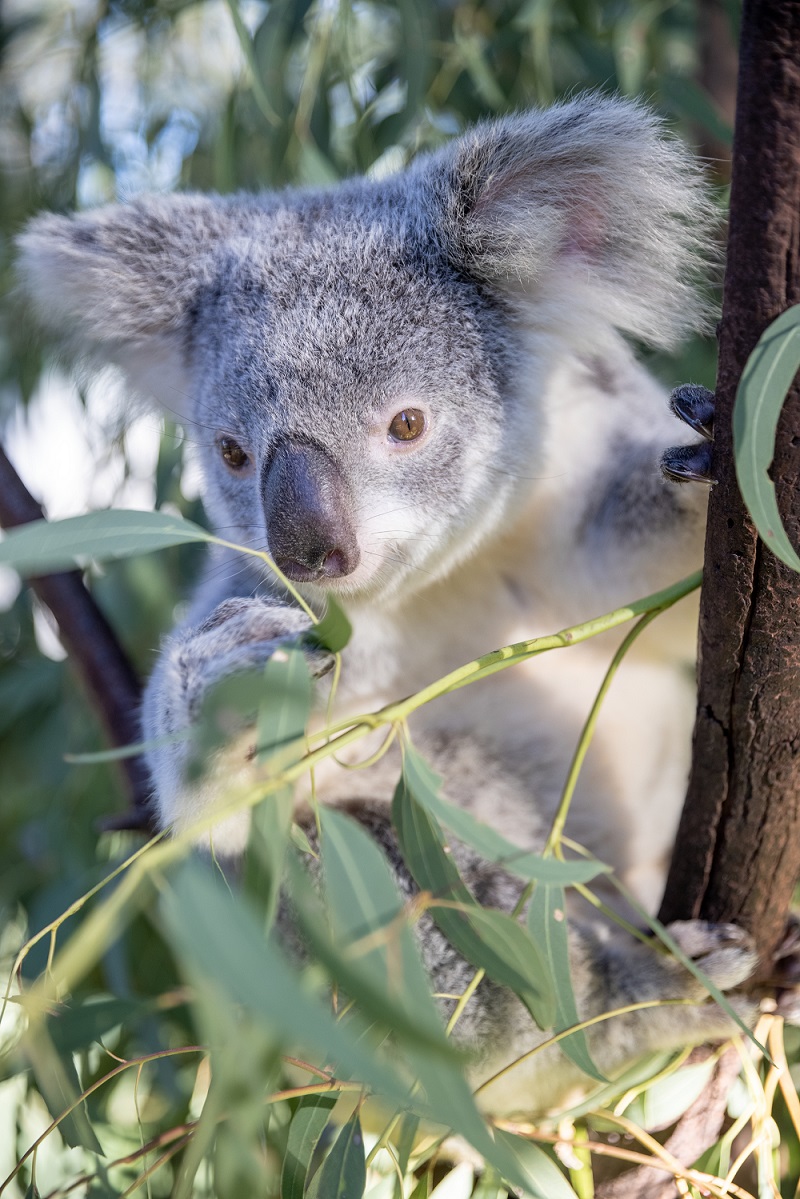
(423, 95, 716, 350)
(16, 195, 227, 414)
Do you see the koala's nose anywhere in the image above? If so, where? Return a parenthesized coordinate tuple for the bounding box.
(262, 440, 360, 582)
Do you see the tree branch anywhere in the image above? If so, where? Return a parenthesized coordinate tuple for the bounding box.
(0, 444, 154, 831)
(659, 0, 800, 968)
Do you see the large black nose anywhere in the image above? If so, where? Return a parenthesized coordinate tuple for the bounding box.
(262, 440, 360, 581)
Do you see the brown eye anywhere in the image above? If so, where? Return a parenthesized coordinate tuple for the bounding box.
(388, 408, 426, 442)
(220, 437, 249, 470)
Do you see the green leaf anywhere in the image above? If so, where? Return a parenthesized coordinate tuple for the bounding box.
(526, 886, 605, 1082)
(624, 1055, 716, 1130)
(287, 821, 530, 1192)
(0, 509, 214, 574)
(392, 761, 555, 1030)
(245, 787, 293, 930)
(281, 1094, 337, 1199)
(304, 595, 352, 653)
(47, 996, 149, 1054)
(402, 748, 608, 886)
(306, 1112, 366, 1199)
(290, 821, 456, 1057)
(161, 859, 413, 1108)
(256, 648, 313, 762)
(734, 304, 800, 572)
(494, 1130, 579, 1199)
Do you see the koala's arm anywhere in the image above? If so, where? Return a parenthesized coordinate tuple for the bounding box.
(141, 549, 326, 835)
(529, 361, 712, 625)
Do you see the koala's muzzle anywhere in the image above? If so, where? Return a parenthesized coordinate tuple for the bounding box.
(262, 440, 360, 581)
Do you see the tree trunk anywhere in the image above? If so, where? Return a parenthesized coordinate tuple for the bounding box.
(659, 0, 800, 970)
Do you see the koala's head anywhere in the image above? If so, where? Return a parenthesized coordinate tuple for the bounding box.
(17, 95, 713, 602)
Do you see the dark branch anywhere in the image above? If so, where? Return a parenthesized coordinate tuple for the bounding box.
(0, 443, 154, 831)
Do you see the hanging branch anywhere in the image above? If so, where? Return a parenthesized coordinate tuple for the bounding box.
(0, 445, 154, 831)
(659, 0, 800, 965)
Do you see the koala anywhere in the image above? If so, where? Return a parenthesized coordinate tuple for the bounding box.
(17, 94, 761, 1115)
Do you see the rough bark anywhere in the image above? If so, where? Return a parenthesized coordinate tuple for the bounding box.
(659, 0, 800, 969)
(0, 444, 153, 830)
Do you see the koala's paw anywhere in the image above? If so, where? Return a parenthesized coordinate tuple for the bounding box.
(661, 384, 716, 485)
(666, 919, 758, 992)
(172, 598, 333, 723)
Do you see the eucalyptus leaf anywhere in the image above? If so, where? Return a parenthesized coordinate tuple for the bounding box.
(306, 1112, 366, 1199)
(494, 1129, 579, 1199)
(402, 748, 608, 886)
(0, 509, 214, 574)
(256, 648, 313, 762)
(281, 1093, 337, 1199)
(161, 858, 413, 1108)
(526, 885, 605, 1081)
(733, 304, 800, 571)
(304, 595, 352, 653)
(393, 760, 555, 1030)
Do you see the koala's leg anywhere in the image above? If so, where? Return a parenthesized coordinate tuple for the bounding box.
(141, 560, 331, 842)
(296, 802, 758, 1113)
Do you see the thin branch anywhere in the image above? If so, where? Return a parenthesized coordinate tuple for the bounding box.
(0, 444, 153, 830)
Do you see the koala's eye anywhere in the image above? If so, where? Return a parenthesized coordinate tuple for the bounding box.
(388, 408, 426, 442)
(219, 437, 250, 471)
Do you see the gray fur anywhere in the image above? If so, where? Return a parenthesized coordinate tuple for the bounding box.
(18, 95, 748, 1115)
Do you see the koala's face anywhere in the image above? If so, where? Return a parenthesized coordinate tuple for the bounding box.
(18, 97, 711, 602)
(189, 208, 531, 601)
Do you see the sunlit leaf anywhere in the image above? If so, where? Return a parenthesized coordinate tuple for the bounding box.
(494, 1130, 579, 1199)
(0, 510, 214, 574)
(526, 885, 605, 1081)
(733, 304, 800, 572)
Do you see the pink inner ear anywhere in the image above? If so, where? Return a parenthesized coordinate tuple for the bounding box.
(560, 198, 609, 261)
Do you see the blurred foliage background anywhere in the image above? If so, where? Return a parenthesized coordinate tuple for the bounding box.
(5, 1, 794, 1197)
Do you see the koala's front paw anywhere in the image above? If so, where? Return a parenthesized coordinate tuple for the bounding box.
(178, 598, 332, 721)
(666, 919, 758, 992)
(661, 384, 717, 485)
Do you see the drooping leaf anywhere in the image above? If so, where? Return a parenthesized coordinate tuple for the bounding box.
(402, 748, 608, 886)
(256, 648, 313, 762)
(392, 761, 555, 1030)
(288, 821, 530, 1191)
(306, 1112, 366, 1199)
(246, 649, 313, 928)
(733, 304, 800, 572)
(281, 1093, 337, 1199)
(526, 885, 605, 1081)
(161, 858, 412, 1108)
(245, 787, 294, 930)
(0, 509, 214, 574)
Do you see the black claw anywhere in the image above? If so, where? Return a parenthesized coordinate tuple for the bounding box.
(661, 442, 716, 485)
(668, 384, 715, 442)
